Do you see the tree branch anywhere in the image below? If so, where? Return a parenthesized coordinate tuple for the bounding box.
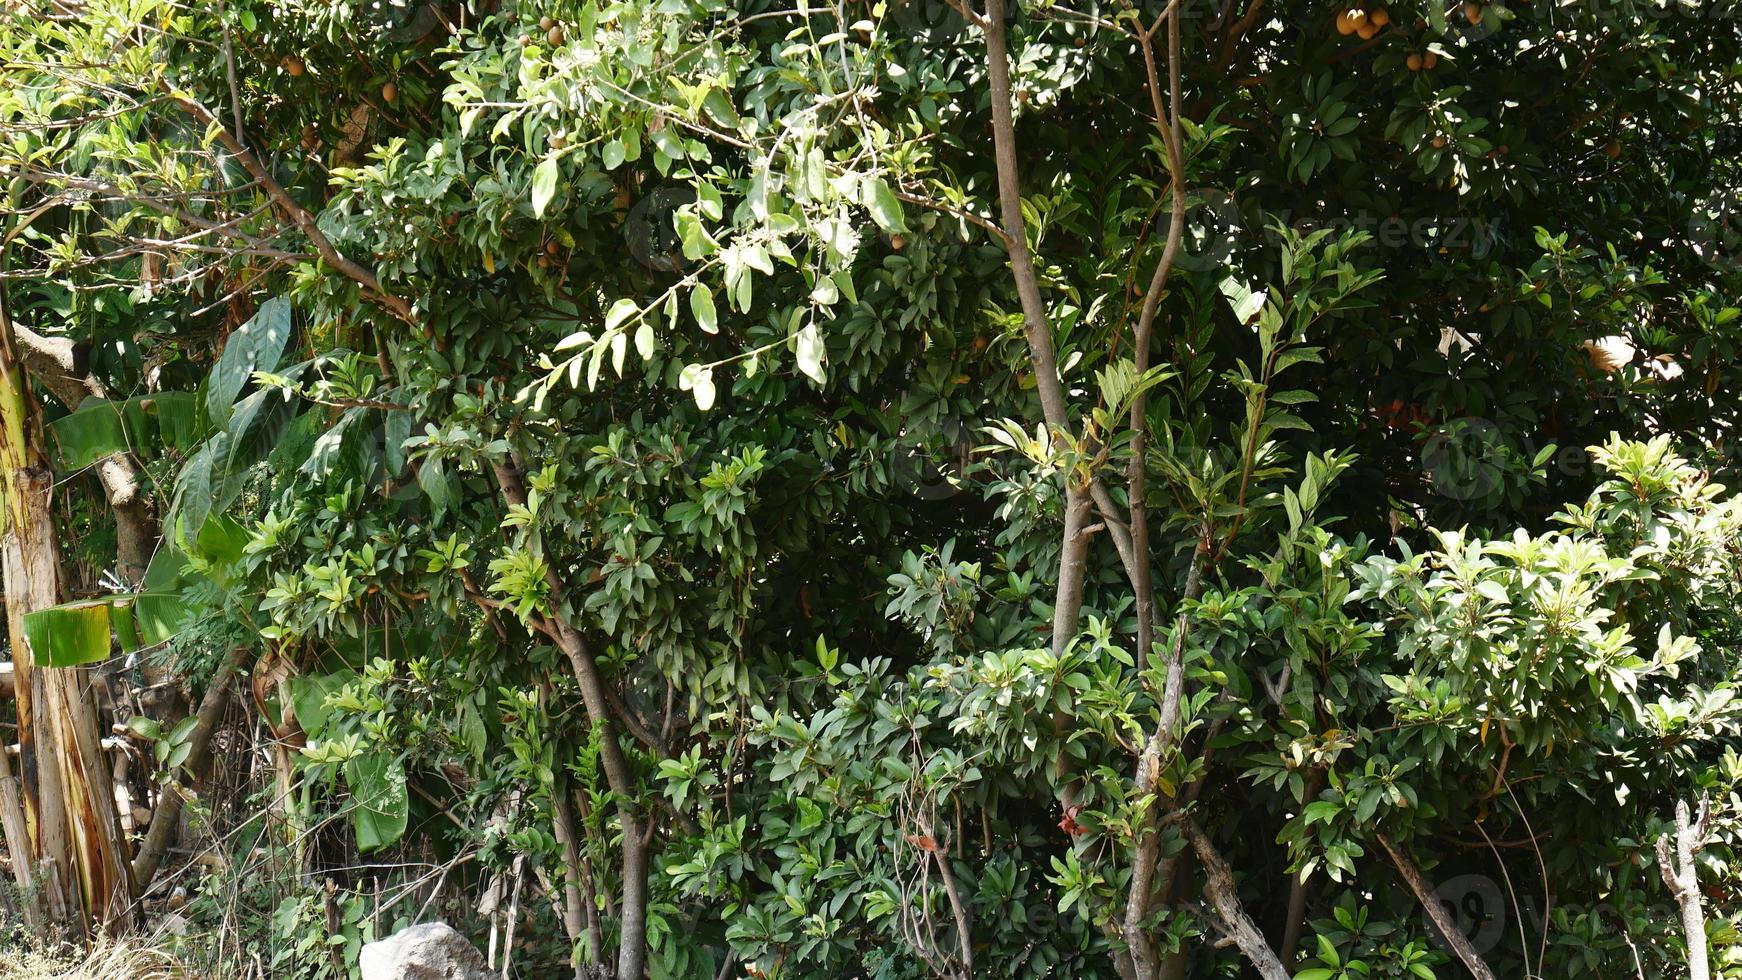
(1378, 832, 1500, 980)
(1180, 817, 1290, 980)
(161, 83, 416, 327)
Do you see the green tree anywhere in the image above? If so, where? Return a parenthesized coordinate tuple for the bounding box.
(3, 0, 1742, 976)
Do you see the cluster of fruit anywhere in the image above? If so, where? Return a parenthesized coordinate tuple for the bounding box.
(507, 11, 566, 47)
(278, 54, 398, 102)
(1334, 5, 1390, 39)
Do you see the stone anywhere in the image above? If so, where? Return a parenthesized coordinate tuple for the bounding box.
(359, 922, 491, 980)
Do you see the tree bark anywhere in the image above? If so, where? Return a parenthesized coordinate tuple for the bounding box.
(11, 324, 156, 582)
(1123, 540, 1206, 978)
(551, 783, 599, 976)
(1656, 797, 1711, 980)
(1377, 832, 1499, 980)
(0, 282, 134, 934)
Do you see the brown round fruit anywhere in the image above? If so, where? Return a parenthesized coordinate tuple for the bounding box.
(1464, 1, 1482, 23)
(1357, 21, 1378, 38)
(1432, 135, 1447, 148)
(547, 25, 563, 44)
(1335, 9, 1359, 34)
(545, 240, 560, 255)
(1422, 51, 1438, 69)
(1604, 141, 1621, 159)
(283, 55, 305, 77)
(1368, 6, 1389, 26)
(1406, 52, 1423, 71)
(519, 34, 531, 45)
(381, 82, 397, 103)
(890, 234, 907, 251)
(538, 14, 553, 29)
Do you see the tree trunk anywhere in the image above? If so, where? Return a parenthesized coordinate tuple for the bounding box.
(132, 647, 242, 891)
(0, 290, 134, 934)
(1657, 797, 1711, 980)
(11, 324, 156, 582)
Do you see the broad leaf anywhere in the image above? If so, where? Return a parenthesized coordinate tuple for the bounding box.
(345, 753, 409, 852)
(208, 298, 293, 428)
(22, 600, 113, 668)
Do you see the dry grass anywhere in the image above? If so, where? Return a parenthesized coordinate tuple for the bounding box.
(0, 937, 191, 980)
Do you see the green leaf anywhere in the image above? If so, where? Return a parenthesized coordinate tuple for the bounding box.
(385, 408, 413, 474)
(209, 298, 292, 428)
(1273, 346, 1324, 373)
(125, 715, 162, 741)
(22, 600, 113, 668)
(795, 321, 826, 384)
(344, 752, 408, 852)
(47, 397, 145, 470)
(690, 286, 718, 334)
(195, 513, 250, 568)
(605, 297, 639, 333)
(679, 363, 716, 410)
(131, 548, 198, 648)
(531, 155, 560, 218)
(862, 176, 907, 234)
(417, 458, 452, 517)
(288, 671, 356, 740)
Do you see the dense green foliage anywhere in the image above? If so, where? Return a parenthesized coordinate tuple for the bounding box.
(3, 0, 1742, 976)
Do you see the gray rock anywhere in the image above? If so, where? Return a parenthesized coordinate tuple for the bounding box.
(359, 922, 491, 980)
